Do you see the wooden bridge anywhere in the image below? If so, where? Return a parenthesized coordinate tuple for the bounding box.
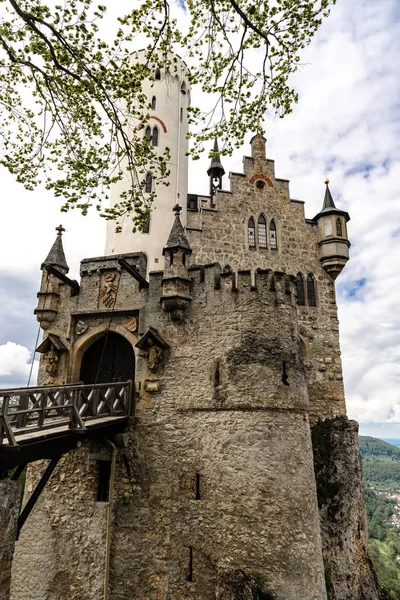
(0, 381, 133, 472)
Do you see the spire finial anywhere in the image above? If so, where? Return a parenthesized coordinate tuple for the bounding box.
(173, 204, 182, 216)
(324, 178, 330, 185)
(56, 224, 65, 236)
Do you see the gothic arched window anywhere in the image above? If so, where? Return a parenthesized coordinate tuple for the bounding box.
(155, 68, 161, 80)
(270, 219, 277, 250)
(258, 215, 267, 248)
(324, 218, 333, 237)
(296, 273, 305, 306)
(248, 217, 256, 248)
(307, 273, 316, 307)
(336, 218, 343, 236)
(151, 96, 156, 110)
(152, 126, 159, 146)
(181, 81, 187, 95)
(145, 173, 152, 193)
(145, 125, 151, 139)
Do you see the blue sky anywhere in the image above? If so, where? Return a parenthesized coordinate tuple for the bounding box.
(0, 0, 399, 439)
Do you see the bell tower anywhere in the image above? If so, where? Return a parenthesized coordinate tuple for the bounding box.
(104, 50, 190, 272)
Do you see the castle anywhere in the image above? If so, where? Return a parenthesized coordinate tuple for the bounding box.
(1, 52, 387, 600)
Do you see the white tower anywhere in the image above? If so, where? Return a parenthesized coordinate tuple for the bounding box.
(104, 50, 190, 272)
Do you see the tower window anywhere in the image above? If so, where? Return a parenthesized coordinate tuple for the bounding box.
(270, 219, 277, 250)
(145, 125, 151, 139)
(151, 96, 156, 110)
(180, 107, 183, 122)
(152, 126, 159, 146)
(142, 215, 150, 234)
(145, 173, 152, 193)
(257, 215, 267, 249)
(155, 68, 161, 80)
(307, 273, 316, 307)
(324, 218, 333, 237)
(248, 217, 256, 248)
(296, 273, 305, 306)
(181, 81, 187, 95)
(336, 218, 343, 236)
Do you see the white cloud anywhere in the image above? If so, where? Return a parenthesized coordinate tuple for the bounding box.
(0, 342, 38, 388)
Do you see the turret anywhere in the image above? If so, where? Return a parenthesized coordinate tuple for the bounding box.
(35, 225, 69, 329)
(313, 181, 350, 279)
(161, 205, 192, 321)
(207, 139, 225, 196)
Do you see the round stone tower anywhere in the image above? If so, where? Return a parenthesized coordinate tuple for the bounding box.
(104, 50, 190, 272)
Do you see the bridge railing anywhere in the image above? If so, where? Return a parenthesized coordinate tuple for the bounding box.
(0, 381, 133, 447)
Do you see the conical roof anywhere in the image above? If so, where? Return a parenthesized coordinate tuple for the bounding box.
(313, 181, 350, 222)
(163, 205, 192, 254)
(207, 139, 225, 177)
(42, 225, 69, 272)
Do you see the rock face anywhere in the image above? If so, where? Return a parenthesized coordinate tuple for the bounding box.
(0, 479, 20, 600)
(312, 418, 389, 600)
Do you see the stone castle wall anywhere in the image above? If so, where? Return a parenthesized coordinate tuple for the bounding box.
(11, 263, 327, 600)
(187, 145, 346, 421)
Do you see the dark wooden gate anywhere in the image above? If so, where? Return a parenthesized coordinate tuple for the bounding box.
(80, 333, 135, 385)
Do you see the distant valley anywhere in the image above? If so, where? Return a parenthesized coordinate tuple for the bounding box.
(359, 436, 400, 599)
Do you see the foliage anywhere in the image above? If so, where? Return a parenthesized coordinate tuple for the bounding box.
(0, 0, 336, 229)
(360, 436, 400, 598)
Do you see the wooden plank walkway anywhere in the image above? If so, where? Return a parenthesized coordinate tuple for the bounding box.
(0, 381, 133, 470)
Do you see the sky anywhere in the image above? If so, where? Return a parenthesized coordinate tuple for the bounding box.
(0, 0, 399, 439)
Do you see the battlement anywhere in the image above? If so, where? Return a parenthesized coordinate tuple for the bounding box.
(150, 262, 297, 309)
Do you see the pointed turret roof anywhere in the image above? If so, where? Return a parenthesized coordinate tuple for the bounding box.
(162, 205, 192, 255)
(313, 181, 350, 222)
(207, 139, 225, 177)
(41, 225, 69, 272)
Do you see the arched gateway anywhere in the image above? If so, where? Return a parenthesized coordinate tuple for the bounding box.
(79, 332, 135, 385)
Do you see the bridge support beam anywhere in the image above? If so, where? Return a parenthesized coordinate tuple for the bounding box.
(0, 478, 21, 600)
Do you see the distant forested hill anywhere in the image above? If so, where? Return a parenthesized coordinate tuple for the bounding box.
(359, 436, 400, 598)
(360, 436, 400, 488)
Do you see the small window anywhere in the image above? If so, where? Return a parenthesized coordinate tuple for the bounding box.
(152, 126, 159, 146)
(97, 460, 111, 502)
(248, 217, 255, 248)
(296, 273, 305, 306)
(336, 218, 342, 236)
(270, 220, 277, 250)
(307, 273, 316, 307)
(181, 81, 187, 95)
(151, 96, 156, 110)
(180, 107, 183, 122)
(256, 180, 265, 190)
(324, 218, 333, 236)
(142, 215, 150, 234)
(257, 215, 267, 248)
(223, 265, 232, 274)
(145, 173, 152, 193)
(155, 68, 161, 80)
